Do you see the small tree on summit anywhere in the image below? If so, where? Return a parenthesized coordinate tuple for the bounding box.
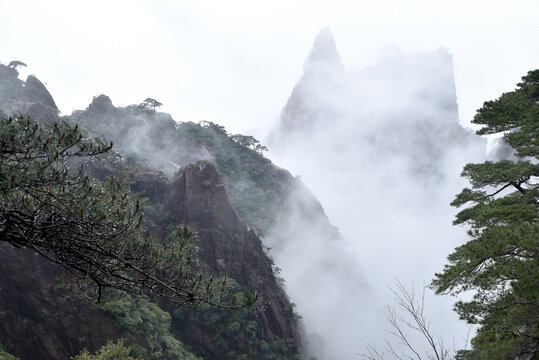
(230, 134, 268, 154)
(7, 60, 27, 69)
(135, 98, 162, 114)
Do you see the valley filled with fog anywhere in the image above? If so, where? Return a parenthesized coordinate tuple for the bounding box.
(1, 2, 537, 359)
(263, 29, 488, 359)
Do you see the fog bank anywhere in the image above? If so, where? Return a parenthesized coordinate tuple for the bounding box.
(265, 29, 487, 359)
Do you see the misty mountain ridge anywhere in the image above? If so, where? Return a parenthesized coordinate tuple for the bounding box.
(274, 28, 485, 183)
(265, 29, 491, 359)
(0, 64, 59, 123)
(0, 26, 497, 360)
(0, 62, 314, 359)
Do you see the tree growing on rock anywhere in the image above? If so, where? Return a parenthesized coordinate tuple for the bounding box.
(7, 60, 27, 69)
(72, 339, 140, 360)
(135, 98, 162, 114)
(230, 134, 268, 154)
(0, 114, 255, 308)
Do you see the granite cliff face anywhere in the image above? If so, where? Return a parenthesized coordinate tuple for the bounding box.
(0, 64, 121, 359)
(128, 164, 301, 358)
(279, 27, 344, 134)
(0, 64, 59, 123)
(0, 60, 317, 359)
(0, 245, 123, 359)
(71, 93, 341, 358)
(73, 94, 337, 246)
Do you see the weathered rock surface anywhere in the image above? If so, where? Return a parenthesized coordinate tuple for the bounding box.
(0, 64, 59, 123)
(0, 245, 122, 359)
(131, 163, 302, 359)
(0, 61, 310, 359)
(87, 94, 116, 114)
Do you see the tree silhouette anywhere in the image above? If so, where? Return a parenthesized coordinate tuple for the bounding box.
(7, 60, 27, 69)
(135, 98, 162, 114)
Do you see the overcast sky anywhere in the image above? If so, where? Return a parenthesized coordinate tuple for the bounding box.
(1, 0, 538, 135)
(2, 2, 537, 356)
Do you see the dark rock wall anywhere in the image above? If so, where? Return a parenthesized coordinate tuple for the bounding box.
(0, 245, 122, 359)
(0, 61, 305, 359)
(132, 164, 302, 359)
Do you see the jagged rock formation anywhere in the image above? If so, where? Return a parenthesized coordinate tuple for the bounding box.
(73, 95, 337, 242)
(128, 164, 302, 358)
(87, 94, 116, 114)
(280, 28, 344, 134)
(0, 63, 318, 359)
(73, 94, 341, 358)
(0, 63, 59, 123)
(303, 27, 343, 75)
(265, 29, 488, 359)
(275, 28, 484, 178)
(72, 95, 214, 177)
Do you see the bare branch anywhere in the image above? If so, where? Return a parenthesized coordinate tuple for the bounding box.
(362, 280, 472, 360)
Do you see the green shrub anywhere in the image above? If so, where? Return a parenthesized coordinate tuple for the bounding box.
(0, 341, 19, 360)
(71, 339, 139, 360)
(103, 295, 201, 360)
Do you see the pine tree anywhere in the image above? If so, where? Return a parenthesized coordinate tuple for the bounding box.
(0, 114, 253, 308)
(432, 70, 539, 358)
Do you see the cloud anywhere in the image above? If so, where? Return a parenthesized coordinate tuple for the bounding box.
(265, 29, 486, 358)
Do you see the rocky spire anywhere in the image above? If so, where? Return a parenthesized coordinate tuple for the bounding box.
(87, 94, 116, 113)
(303, 27, 343, 74)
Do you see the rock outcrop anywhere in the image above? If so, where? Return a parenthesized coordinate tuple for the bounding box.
(0, 64, 305, 359)
(0, 245, 122, 359)
(72, 97, 215, 178)
(265, 29, 489, 358)
(274, 28, 485, 178)
(0, 63, 59, 123)
(130, 163, 302, 359)
(87, 94, 116, 114)
(303, 27, 344, 75)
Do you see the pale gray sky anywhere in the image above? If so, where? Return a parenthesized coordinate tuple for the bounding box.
(1, 0, 538, 134)
(2, 1, 537, 356)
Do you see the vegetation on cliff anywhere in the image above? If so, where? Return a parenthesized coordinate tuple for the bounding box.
(72, 98, 285, 235)
(102, 296, 201, 360)
(0, 114, 246, 309)
(0, 65, 302, 359)
(0, 111, 273, 358)
(177, 121, 282, 234)
(0, 341, 19, 360)
(72, 340, 140, 360)
(172, 279, 301, 360)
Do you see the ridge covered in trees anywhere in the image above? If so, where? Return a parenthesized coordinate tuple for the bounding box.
(0, 62, 303, 359)
(0, 114, 253, 308)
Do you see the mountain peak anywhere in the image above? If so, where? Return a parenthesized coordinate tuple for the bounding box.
(88, 94, 115, 113)
(303, 27, 343, 74)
